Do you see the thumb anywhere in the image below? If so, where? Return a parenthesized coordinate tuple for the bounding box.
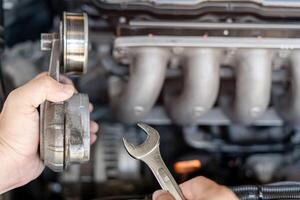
(153, 190, 175, 200)
(4, 73, 74, 113)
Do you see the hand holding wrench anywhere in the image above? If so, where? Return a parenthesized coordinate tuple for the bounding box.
(123, 123, 185, 200)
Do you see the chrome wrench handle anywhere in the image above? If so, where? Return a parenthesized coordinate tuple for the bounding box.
(141, 147, 185, 200)
(123, 123, 185, 200)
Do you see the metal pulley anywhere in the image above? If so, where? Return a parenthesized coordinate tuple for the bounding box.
(40, 12, 90, 172)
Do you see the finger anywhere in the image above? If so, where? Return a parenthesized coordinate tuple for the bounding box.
(5, 73, 74, 113)
(59, 75, 78, 93)
(90, 132, 97, 144)
(35, 72, 48, 78)
(180, 176, 219, 199)
(60, 75, 94, 113)
(89, 103, 94, 112)
(32, 159, 45, 180)
(153, 190, 175, 200)
(59, 75, 74, 85)
(90, 121, 99, 134)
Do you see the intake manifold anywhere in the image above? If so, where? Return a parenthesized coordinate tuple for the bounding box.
(110, 47, 169, 123)
(226, 49, 272, 124)
(164, 48, 220, 125)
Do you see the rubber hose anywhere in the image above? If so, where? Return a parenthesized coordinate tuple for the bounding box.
(231, 184, 300, 200)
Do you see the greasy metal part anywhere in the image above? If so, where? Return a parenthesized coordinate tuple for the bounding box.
(41, 33, 58, 51)
(93, 106, 285, 126)
(110, 47, 168, 123)
(129, 21, 300, 31)
(277, 51, 300, 124)
(63, 12, 88, 74)
(123, 123, 185, 200)
(98, 0, 300, 8)
(41, 101, 65, 171)
(142, 107, 284, 126)
(94, 0, 300, 17)
(228, 49, 272, 124)
(40, 38, 64, 171)
(115, 36, 300, 49)
(121, 21, 300, 38)
(40, 12, 90, 172)
(113, 36, 294, 125)
(165, 48, 220, 125)
(65, 94, 90, 164)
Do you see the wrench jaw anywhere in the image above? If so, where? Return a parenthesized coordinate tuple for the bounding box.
(123, 123, 160, 160)
(122, 137, 139, 159)
(123, 123, 185, 200)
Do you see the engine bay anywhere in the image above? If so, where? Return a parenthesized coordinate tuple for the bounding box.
(2, 0, 300, 199)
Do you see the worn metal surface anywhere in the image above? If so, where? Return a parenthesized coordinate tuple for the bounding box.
(98, 0, 300, 8)
(65, 94, 90, 165)
(114, 36, 300, 49)
(40, 101, 65, 171)
(277, 51, 300, 124)
(40, 12, 90, 172)
(92, 106, 284, 126)
(165, 48, 221, 125)
(63, 12, 88, 74)
(110, 47, 169, 123)
(94, 0, 300, 17)
(40, 38, 64, 171)
(228, 49, 272, 124)
(113, 35, 300, 125)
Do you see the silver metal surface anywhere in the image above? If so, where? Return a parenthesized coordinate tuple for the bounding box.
(99, 0, 300, 8)
(40, 12, 90, 172)
(41, 33, 59, 51)
(40, 39, 65, 171)
(277, 51, 300, 124)
(142, 107, 284, 126)
(228, 49, 272, 124)
(40, 101, 65, 171)
(165, 48, 220, 125)
(63, 12, 88, 74)
(123, 123, 185, 200)
(129, 21, 300, 30)
(110, 47, 169, 123)
(113, 35, 300, 125)
(115, 36, 300, 49)
(65, 94, 90, 164)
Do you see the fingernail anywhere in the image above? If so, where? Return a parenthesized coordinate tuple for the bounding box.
(62, 84, 74, 95)
(89, 103, 94, 112)
(153, 190, 167, 200)
(94, 122, 99, 133)
(91, 134, 97, 144)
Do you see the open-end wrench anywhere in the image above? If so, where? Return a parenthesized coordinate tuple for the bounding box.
(123, 123, 185, 200)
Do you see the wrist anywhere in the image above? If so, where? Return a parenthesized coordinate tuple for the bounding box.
(0, 140, 21, 194)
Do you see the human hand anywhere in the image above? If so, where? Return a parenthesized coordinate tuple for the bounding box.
(153, 176, 238, 200)
(0, 73, 98, 194)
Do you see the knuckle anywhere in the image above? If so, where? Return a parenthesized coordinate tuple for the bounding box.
(35, 72, 48, 78)
(40, 75, 55, 91)
(4, 89, 20, 108)
(193, 176, 205, 183)
(7, 89, 19, 101)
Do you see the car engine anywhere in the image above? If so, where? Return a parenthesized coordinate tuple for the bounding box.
(2, 0, 300, 199)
